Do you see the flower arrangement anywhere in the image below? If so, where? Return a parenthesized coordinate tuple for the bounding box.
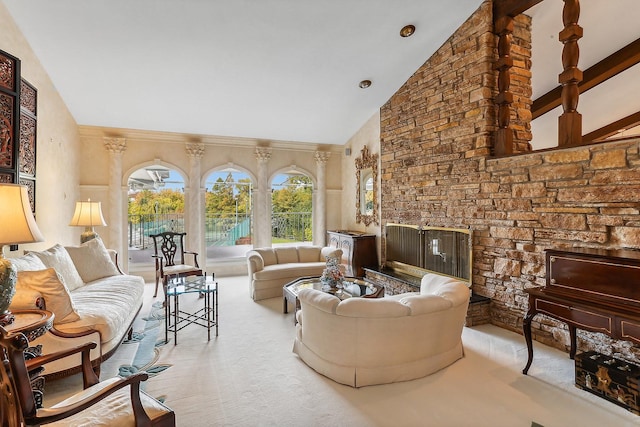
(320, 256, 344, 290)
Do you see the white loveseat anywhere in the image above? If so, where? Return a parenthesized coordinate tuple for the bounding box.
(292, 273, 470, 387)
(246, 246, 342, 301)
(9, 238, 144, 378)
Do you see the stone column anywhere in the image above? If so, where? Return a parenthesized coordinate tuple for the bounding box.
(186, 142, 205, 266)
(254, 147, 272, 248)
(314, 151, 330, 246)
(494, 15, 515, 155)
(103, 137, 126, 268)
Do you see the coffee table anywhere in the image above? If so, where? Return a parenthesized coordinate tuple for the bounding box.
(164, 274, 218, 344)
(283, 276, 384, 322)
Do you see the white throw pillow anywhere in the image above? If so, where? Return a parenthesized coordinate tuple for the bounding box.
(65, 238, 120, 283)
(16, 268, 80, 324)
(10, 252, 47, 272)
(33, 244, 85, 291)
(298, 246, 321, 263)
(275, 247, 299, 264)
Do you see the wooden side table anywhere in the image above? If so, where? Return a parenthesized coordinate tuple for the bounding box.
(4, 309, 54, 408)
(4, 309, 54, 341)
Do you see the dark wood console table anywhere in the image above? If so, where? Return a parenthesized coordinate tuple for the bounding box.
(523, 248, 640, 375)
(327, 230, 378, 277)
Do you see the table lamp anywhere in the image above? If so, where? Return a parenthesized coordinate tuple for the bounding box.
(69, 199, 107, 244)
(0, 183, 45, 326)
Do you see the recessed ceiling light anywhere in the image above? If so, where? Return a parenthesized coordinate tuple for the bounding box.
(400, 24, 415, 38)
(359, 80, 372, 89)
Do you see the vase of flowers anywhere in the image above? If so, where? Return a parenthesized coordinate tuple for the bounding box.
(320, 256, 344, 293)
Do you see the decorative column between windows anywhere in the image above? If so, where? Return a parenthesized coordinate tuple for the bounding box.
(314, 151, 330, 246)
(103, 137, 126, 266)
(186, 142, 205, 262)
(255, 147, 272, 248)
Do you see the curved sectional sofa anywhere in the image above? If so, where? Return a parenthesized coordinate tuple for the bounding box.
(292, 272, 470, 387)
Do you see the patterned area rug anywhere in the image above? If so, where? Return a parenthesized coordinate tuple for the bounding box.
(120, 302, 171, 386)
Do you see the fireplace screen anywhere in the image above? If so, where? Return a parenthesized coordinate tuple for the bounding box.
(385, 224, 471, 283)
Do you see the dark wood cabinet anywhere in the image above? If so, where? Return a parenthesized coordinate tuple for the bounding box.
(326, 231, 378, 277)
(522, 248, 640, 374)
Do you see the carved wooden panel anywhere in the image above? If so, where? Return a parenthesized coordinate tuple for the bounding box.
(19, 177, 35, 213)
(19, 80, 37, 178)
(0, 49, 20, 178)
(0, 52, 16, 91)
(0, 92, 16, 169)
(0, 49, 37, 213)
(20, 79, 36, 115)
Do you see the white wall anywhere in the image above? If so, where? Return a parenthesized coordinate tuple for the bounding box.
(341, 111, 381, 235)
(0, 4, 82, 254)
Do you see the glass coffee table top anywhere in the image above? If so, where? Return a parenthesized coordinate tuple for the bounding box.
(287, 277, 381, 299)
(283, 276, 384, 322)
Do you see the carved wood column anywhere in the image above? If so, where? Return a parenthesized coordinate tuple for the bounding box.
(494, 15, 515, 155)
(558, 0, 583, 146)
(254, 147, 272, 248)
(103, 137, 126, 269)
(314, 151, 330, 246)
(186, 142, 205, 265)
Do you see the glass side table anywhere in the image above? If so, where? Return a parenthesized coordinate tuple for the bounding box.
(164, 274, 218, 345)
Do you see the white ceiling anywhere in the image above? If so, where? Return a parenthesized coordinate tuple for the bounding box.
(3, 1, 639, 147)
(2, 0, 482, 145)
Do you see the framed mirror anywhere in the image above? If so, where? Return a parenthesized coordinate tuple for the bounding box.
(355, 146, 379, 226)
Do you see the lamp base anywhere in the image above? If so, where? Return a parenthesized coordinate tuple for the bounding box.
(80, 227, 98, 244)
(0, 254, 17, 326)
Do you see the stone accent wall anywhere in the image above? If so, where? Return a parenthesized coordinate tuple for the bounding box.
(379, 1, 640, 363)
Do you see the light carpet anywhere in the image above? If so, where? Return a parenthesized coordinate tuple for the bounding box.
(44, 276, 639, 426)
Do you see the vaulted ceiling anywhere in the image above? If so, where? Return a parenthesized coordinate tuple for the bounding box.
(3, 0, 639, 148)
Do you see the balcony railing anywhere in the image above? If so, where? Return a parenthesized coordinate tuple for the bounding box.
(271, 212, 312, 242)
(128, 213, 185, 249)
(128, 212, 311, 249)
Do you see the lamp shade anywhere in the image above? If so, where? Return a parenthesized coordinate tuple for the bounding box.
(69, 200, 107, 227)
(0, 184, 44, 245)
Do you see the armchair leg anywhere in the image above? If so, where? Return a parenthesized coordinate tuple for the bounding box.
(154, 276, 160, 297)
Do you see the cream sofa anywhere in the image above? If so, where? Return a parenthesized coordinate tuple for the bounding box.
(9, 238, 144, 379)
(246, 246, 342, 301)
(292, 273, 470, 387)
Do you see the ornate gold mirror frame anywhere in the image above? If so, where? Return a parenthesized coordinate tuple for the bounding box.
(355, 146, 379, 226)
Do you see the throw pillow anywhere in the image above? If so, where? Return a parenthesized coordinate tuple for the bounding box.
(33, 244, 85, 291)
(65, 237, 119, 283)
(275, 247, 299, 264)
(298, 246, 321, 263)
(16, 268, 80, 324)
(10, 252, 47, 272)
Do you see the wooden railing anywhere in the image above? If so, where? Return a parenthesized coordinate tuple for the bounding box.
(494, 0, 640, 153)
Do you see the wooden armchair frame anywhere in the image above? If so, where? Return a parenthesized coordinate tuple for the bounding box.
(150, 231, 202, 297)
(0, 326, 175, 426)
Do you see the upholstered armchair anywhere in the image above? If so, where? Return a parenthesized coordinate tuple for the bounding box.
(150, 231, 202, 297)
(0, 326, 175, 426)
